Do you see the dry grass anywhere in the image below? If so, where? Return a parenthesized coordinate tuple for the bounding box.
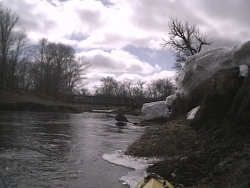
(0, 88, 65, 106)
(126, 117, 205, 158)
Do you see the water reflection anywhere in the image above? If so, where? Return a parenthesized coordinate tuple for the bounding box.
(0, 111, 143, 188)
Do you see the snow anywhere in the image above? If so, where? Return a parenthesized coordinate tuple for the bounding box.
(166, 94, 177, 110)
(141, 41, 250, 121)
(141, 101, 169, 120)
(176, 41, 250, 96)
(102, 150, 160, 188)
(239, 64, 249, 77)
(187, 106, 200, 120)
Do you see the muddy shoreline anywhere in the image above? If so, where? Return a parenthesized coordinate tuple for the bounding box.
(0, 89, 140, 114)
(0, 102, 80, 113)
(0, 88, 80, 113)
(126, 117, 250, 188)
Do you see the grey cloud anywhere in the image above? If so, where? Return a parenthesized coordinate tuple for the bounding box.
(211, 37, 244, 49)
(185, 1, 250, 46)
(69, 32, 88, 42)
(21, 14, 57, 35)
(196, 0, 250, 25)
(77, 9, 104, 33)
(99, 0, 114, 6)
(3, 0, 57, 34)
(129, 0, 198, 32)
(128, 0, 250, 48)
(129, 0, 172, 32)
(89, 54, 120, 72)
(88, 52, 148, 74)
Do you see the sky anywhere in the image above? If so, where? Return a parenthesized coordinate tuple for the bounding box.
(2, 0, 250, 92)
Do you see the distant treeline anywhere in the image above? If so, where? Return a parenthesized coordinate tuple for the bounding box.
(81, 76, 175, 105)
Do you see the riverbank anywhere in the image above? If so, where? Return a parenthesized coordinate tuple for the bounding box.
(126, 117, 249, 188)
(126, 67, 250, 188)
(0, 87, 141, 114)
(0, 87, 80, 113)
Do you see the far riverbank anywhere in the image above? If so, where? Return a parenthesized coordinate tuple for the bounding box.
(0, 88, 79, 113)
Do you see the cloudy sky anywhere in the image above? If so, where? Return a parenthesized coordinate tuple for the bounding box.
(2, 0, 250, 92)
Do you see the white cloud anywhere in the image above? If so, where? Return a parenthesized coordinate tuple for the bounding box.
(143, 70, 177, 86)
(84, 69, 176, 93)
(79, 49, 158, 74)
(84, 72, 116, 93)
(118, 73, 144, 83)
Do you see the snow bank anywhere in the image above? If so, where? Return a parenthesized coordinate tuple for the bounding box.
(102, 150, 159, 188)
(187, 106, 200, 120)
(141, 101, 169, 120)
(176, 41, 250, 96)
(166, 94, 177, 110)
(141, 41, 250, 120)
(239, 64, 249, 77)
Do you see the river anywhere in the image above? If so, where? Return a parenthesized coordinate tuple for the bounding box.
(0, 111, 145, 188)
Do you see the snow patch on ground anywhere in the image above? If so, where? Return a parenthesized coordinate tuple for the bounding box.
(141, 101, 169, 120)
(187, 106, 200, 120)
(239, 64, 249, 77)
(102, 150, 160, 188)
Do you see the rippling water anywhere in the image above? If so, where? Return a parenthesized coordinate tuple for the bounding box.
(0, 111, 144, 188)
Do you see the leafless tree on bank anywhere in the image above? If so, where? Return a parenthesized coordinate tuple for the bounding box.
(161, 16, 213, 71)
(0, 3, 19, 85)
(147, 78, 174, 100)
(32, 38, 90, 100)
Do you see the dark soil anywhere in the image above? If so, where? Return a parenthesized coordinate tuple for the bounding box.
(126, 118, 250, 188)
(126, 67, 250, 188)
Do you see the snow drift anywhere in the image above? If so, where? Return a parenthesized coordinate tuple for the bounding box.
(141, 101, 169, 120)
(142, 41, 250, 120)
(176, 41, 250, 96)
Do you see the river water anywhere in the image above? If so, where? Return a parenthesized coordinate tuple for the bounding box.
(0, 111, 145, 188)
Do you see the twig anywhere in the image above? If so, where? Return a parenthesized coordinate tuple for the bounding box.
(188, 163, 206, 176)
(0, 173, 7, 188)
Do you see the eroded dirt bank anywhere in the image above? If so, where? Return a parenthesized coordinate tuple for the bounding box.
(126, 118, 249, 188)
(126, 67, 250, 188)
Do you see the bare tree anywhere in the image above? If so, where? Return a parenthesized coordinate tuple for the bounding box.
(33, 38, 53, 94)
(32, 38, 90, 99)
(63, 56, 90, 95)
(147, 78, 174, 100)
(132, 81, 146, 105)
(8, 29, 28, 90)
(95, 76, 118, 96)
(118, 81, 132, 97)
(17, 60, 39, 90)
(0, 4, 19, 85)
(52, 43, 75, 100)
(161, 16, 213, 71)
(80, 88, 91, 96)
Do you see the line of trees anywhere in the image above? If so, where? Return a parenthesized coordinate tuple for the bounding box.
(90, 76, 175, 105)
(0, 3, 90, 101)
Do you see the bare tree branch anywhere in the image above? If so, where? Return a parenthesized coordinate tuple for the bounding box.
(161, 16, 213, 71)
